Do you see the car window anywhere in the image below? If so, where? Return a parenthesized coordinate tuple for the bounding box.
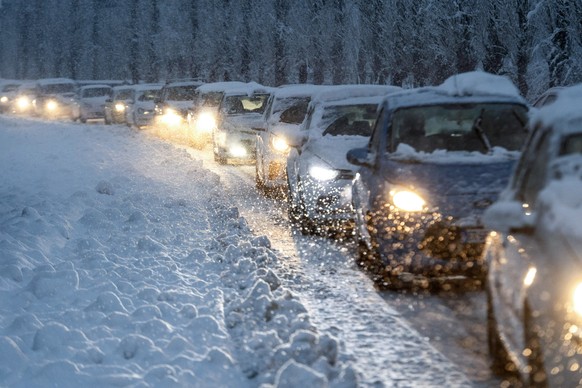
(319, 104, 377, 137)
(391, 103, 528, 153)
(280, 99, 310, 124)
(165, 85, 197, 101)
(301, 107, 315, 132)
(517, 130, 552, 206)
(371, 107, 388, 152)
(115, 89, 133, 100)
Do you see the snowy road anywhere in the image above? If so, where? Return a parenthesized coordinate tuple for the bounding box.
(184, 142, 503, 387)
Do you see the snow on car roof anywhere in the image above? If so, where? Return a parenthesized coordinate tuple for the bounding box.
(36, 78, 76, 86)
(271, 84, 329, 99)
(311, 84, 401, 106)
(439, 71, 522, 98)
(79, 84, 112, 90)
(222, 82, 273, 96)
(196, 81, 251, 93)
(530, 83, 582, 131)
(132, 83, 163, 91)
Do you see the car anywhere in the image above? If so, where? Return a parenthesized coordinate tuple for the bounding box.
(154, 79, 204, 138)
(125, 83, 163, 129)
(10, 82, 38, 116)
(104, 85, 134, 124)
(186, 81, 248, 149)
(77, 84, 112, 123)
(254, 84, 327, 194)
(0, 81, 22, 113)
(33, 78, 79, 120)
(286, 85, 401, 235)
(346, 71, 530, 289)
(483, 84, 582, 386)
(212, 83, 272, 164)
(532, 86, 565, 108)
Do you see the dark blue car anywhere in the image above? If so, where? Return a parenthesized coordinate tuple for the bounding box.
(347, 72, 530, 289)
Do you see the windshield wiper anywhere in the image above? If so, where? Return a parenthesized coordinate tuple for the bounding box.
(472, 109, 492, 152)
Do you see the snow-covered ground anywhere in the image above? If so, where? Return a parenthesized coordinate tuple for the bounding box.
(0, 116, 472, 387)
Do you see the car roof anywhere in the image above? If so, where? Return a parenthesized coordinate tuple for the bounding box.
(36, 78, 76, 86)
(79, 84, 112, 90)
(310, 84, 401, 107)
(222, 82, 273, 97)
(164, 80, 204, 88)
(271, 84, 329, 99)
(133, 83, 163, 91)
(530, 84, 582, 135)
(196, 81, 251, 94)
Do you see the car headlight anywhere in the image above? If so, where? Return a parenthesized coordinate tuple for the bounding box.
(46, 99, 58, 111)
(573, 283, 582, 317)
(390, 189, 426, 212)
(195, 112, 216, 133)
(163, 109, 182, 126)
(16, 96, 31, 109)
(115, 103, 126, 112)
(270, 135, 290, 153)
(0, 96, 8, 103)
(308, 165, 339, 181)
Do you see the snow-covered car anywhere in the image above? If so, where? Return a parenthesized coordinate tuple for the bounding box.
(154, 80, 203, 134)
(254, 84, 327, 193)
(186, 81, 248, 149)
(532, 86, 564, 108)
(125, 83, 163, 129)
(483, 84, 582, 387)
(286, 85, 401, 234)
(10, 82, 38, 115)
(213, 83, 272, 164)
(347, 71, 529, 289)
(33, 78, 79, 120)
(0, 81, 21, 113)
(104, 85, 134, 124)
(77, 84, 112, 123)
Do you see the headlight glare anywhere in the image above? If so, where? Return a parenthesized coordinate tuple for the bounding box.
(391, 189, 426, 212)
(114, 103, 125, 112)
(0, 96, 8, 103)
(46, 100, 58, 111)
(308, 165, 339, 181)
(573, 283, 582, 316)
(270, 135, 290, 153)
(195, 112, 216, 133)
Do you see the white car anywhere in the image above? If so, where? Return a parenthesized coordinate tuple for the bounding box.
(254, 84, 327, 194)
(286, 85, 401, 234)
(34, 78, 79, 120)
(125, 84, 163, 129)
(154, 80, 203, 135)
(187, 81, 248, 149)
(213, 83, 272, 164)
(104, 85, 135, 124)
(78, 84, 113, 123)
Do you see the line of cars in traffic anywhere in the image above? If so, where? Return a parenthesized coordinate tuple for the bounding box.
(2, 73, 582, 385)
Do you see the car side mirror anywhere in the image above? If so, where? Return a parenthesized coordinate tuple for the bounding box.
(286, 132, 308, 148)
(482, 200, 536, 235)
(347, 147, 375, 168)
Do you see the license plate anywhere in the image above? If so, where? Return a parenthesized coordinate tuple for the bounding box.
(462, 228, 489, 243)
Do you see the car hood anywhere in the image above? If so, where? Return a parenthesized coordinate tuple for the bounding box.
(381, 158, 517, 219)
(304, 136, 369, 171)
(223, 113, 263, 133)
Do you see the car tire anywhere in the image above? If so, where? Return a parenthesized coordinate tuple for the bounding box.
(287, 179, 314, 235)
(486, 284, 516, 376)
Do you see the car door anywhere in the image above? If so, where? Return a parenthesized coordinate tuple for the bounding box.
(489, 126, 553, 357)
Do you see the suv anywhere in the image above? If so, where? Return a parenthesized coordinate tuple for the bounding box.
(212, 83, 272, 164)
(33, 78, 79, 120)
(104, 85, 135, 124)
(254, 84, 326, 194)
(347, 71, 529, 289)
(154, 80, 204, 136)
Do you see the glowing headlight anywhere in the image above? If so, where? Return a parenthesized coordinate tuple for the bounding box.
(0, 96, 8, 103)
(270, 136, 290, 153)
(195, 112, 216, 133)
(163, 109, 182, 127)
(17, 96, 31, 109)
(390, 189, 426, 212)
(46, 100, 58, 111)
(114, 103, 126, 112)
(308, 165, 339, 181)
(229, 145, 247, 158)
(573, 283, 582, 316)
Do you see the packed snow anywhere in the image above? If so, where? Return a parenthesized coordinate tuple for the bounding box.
(0, 115, 472, 387)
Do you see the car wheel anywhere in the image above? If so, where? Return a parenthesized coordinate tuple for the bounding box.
(486, 284, 516, 376)
(524, 302, 547, 387)
(287, 179, 314, 234)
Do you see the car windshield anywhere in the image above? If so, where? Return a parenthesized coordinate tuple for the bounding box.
(2, 84, 19, 92)
(201, 92, 224, 107)
(275, 97, 310, 124)
(165, 85, 198, 101)
(223, 93, 269, 114)
(392, 103, 528, 153)
(138, 89, 161, 101)
(320, 104, 378, 137)
(42, 83, 76, 94)
(82, 87, 111, 98)
(114, 89, 133, 100)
